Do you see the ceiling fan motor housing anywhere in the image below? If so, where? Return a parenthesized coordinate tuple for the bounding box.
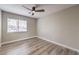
(32, 7, 36, 11)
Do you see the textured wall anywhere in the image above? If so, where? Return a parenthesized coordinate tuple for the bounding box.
(37, 5, 79, 50)
(0, 9, 1, 46)
(2, 11, 37, 43)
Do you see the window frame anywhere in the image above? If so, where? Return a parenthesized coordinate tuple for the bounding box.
(7, 18, 27, 33)
(18, 19, 27, 32)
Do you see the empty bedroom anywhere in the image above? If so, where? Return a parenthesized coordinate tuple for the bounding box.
(0, 4, 79, 55)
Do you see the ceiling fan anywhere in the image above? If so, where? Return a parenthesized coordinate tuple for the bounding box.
(22, 5, 45, 15)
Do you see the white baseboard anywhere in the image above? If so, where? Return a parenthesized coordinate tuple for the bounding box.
(1, 36, 79, 52)
(37, 36, 79, 52)
(1, 36, 37, 45)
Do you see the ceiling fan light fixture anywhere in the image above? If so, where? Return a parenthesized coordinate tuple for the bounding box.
(31, 11, 35, 15)
(32, 11, 35, 13)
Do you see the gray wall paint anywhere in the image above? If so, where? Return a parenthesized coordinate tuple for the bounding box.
(2, 11, 37, 43)
(0, 10, 1, 46)
(37, 5, 79, 50)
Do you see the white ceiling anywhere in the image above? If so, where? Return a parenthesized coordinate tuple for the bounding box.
(0, 4, 76, 19)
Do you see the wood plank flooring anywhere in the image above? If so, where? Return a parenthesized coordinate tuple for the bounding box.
(0, 37, 79, 55)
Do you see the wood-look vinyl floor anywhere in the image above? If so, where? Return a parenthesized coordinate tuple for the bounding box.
(0, 37, 79, 55)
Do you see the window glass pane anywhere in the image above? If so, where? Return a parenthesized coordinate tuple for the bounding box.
(7, 18, 27, 32)
(7, 18, 18, 32)
(19, 20, 27, 32)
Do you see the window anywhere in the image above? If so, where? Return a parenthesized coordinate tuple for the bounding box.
(7, 18, 18, 32)
(19, 20, 27, 32)
(7, 18, 27, 32)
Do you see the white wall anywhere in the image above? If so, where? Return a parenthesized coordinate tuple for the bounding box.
(2, 11, 37, 43)
(37, 5, 79, 50)
(0, 9, 1, 46)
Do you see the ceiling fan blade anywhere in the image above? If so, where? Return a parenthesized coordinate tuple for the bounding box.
(22, 5, 32, 11)
(35, 9, 45, 12)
